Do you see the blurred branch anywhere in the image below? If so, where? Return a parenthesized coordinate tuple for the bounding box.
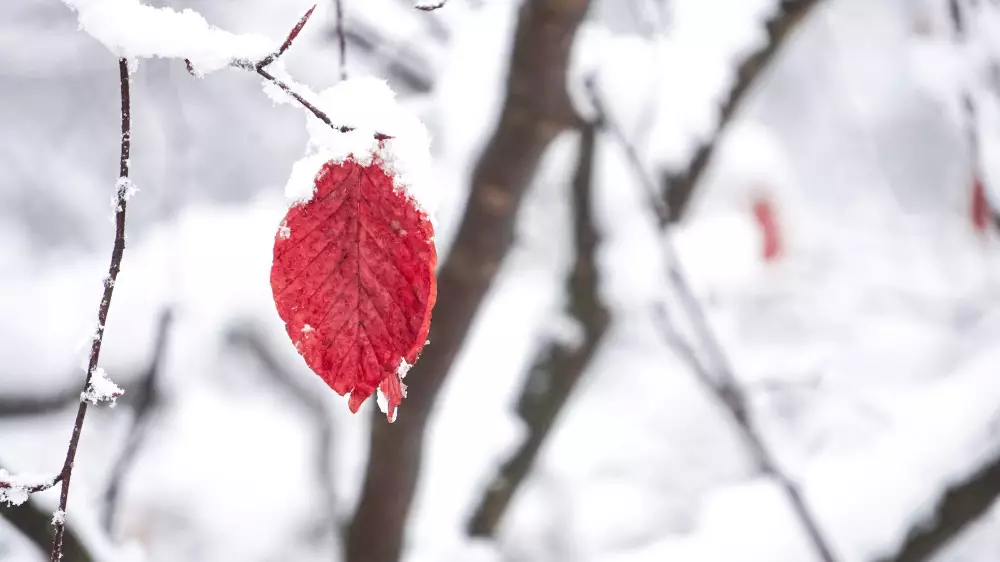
(414, 1, 447, 11)
(585, 77, 838, 562)
(226, 326, 338, 542)
(948, 0, 1000, 230)
(335, 0, 347, 80)
(878, 450, 1000, 562)
(345, 1, 591, 561)
(467, 119, 609, 538)
(0, 494, 93, 562)
(661, 0, 822, 223)
(339, 20, 435, 93)
(0, 391, 80, 419)
(103, 310, 173, 535)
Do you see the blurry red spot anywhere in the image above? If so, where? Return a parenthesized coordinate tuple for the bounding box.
(752, 196, 782, 262)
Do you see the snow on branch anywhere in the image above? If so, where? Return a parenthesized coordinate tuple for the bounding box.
(61, 0, 272, 74)
(80, 367, 123, 406)
(584, 75, 838, 562)
(661, 0, 822, 223)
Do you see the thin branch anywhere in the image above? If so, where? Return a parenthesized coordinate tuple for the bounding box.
(584, 78, 838, 562)
(346, 1, 591, 561)
(335, 0, 347, 80)
(661, 0, 822, 222)
(185, 5, 388, 138)
(414, 1, 447, 11)
(256, 4, 319, 68)
(103, 310, 173, 535)
(0, 474, 62, 495)
(467, 119, 609, 538)
(48, 57, 133, 562)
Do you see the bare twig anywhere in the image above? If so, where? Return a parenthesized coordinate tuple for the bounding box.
(185, 5, 389, 139)
(226, 326, 338, 541)
(48, 57, 132, 562)
(414, 1, 447, 11)
(661, 0, 822, 222)
(346, 1, 591, 561)
(584, 78, 837, 562)
(467, 119, 609, 538)
(256, 4, 318, 68)
(103, 310, 173, 535)
(335, 0, 347, 80)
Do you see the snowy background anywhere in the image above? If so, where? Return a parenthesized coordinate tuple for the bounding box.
(3, 0, 1000, 561)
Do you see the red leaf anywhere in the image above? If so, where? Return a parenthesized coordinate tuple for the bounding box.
(752, 195, 782, 262)
(270, 153, 437, 422)
(971, 176, 990, 233)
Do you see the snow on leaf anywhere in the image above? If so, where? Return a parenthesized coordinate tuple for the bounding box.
(270, 151, 437, 422)
(81, 367, 124, 406)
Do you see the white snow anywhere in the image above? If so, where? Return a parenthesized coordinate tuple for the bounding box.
(51, 509, 66, 525)
(282, 76, 435, 222)
(4, 0, 1000, 561)
(0, 469, 54, 507)
(60, 0, 274, 74)
(81, 366, 124, 405)
(397, 358, 412, 379)
(375, 386, 399, 423)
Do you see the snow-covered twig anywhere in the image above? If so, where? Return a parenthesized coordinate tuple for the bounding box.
(0, 58, 132, 561)
(661, 0, 822, 222)
(189, 4, 391, 141)
(254, 4, 318, 69)
(467, 120, 609, 538)
(48, 58, 133, 562)
(584, 77, 838, 562)
(103, 309, 173, 535)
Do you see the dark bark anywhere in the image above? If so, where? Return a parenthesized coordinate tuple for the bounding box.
(345, 1, 591, 561)
(878, 452, 1000, 562)
(467, 119, 608, 538)
(662, 0, 822, 222)
(0, 500, 93, 562)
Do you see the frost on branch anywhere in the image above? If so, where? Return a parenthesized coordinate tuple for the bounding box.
(0, 470, 47, 506)
(81, 367, 124, 405)
(60, 0, 272, 74)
